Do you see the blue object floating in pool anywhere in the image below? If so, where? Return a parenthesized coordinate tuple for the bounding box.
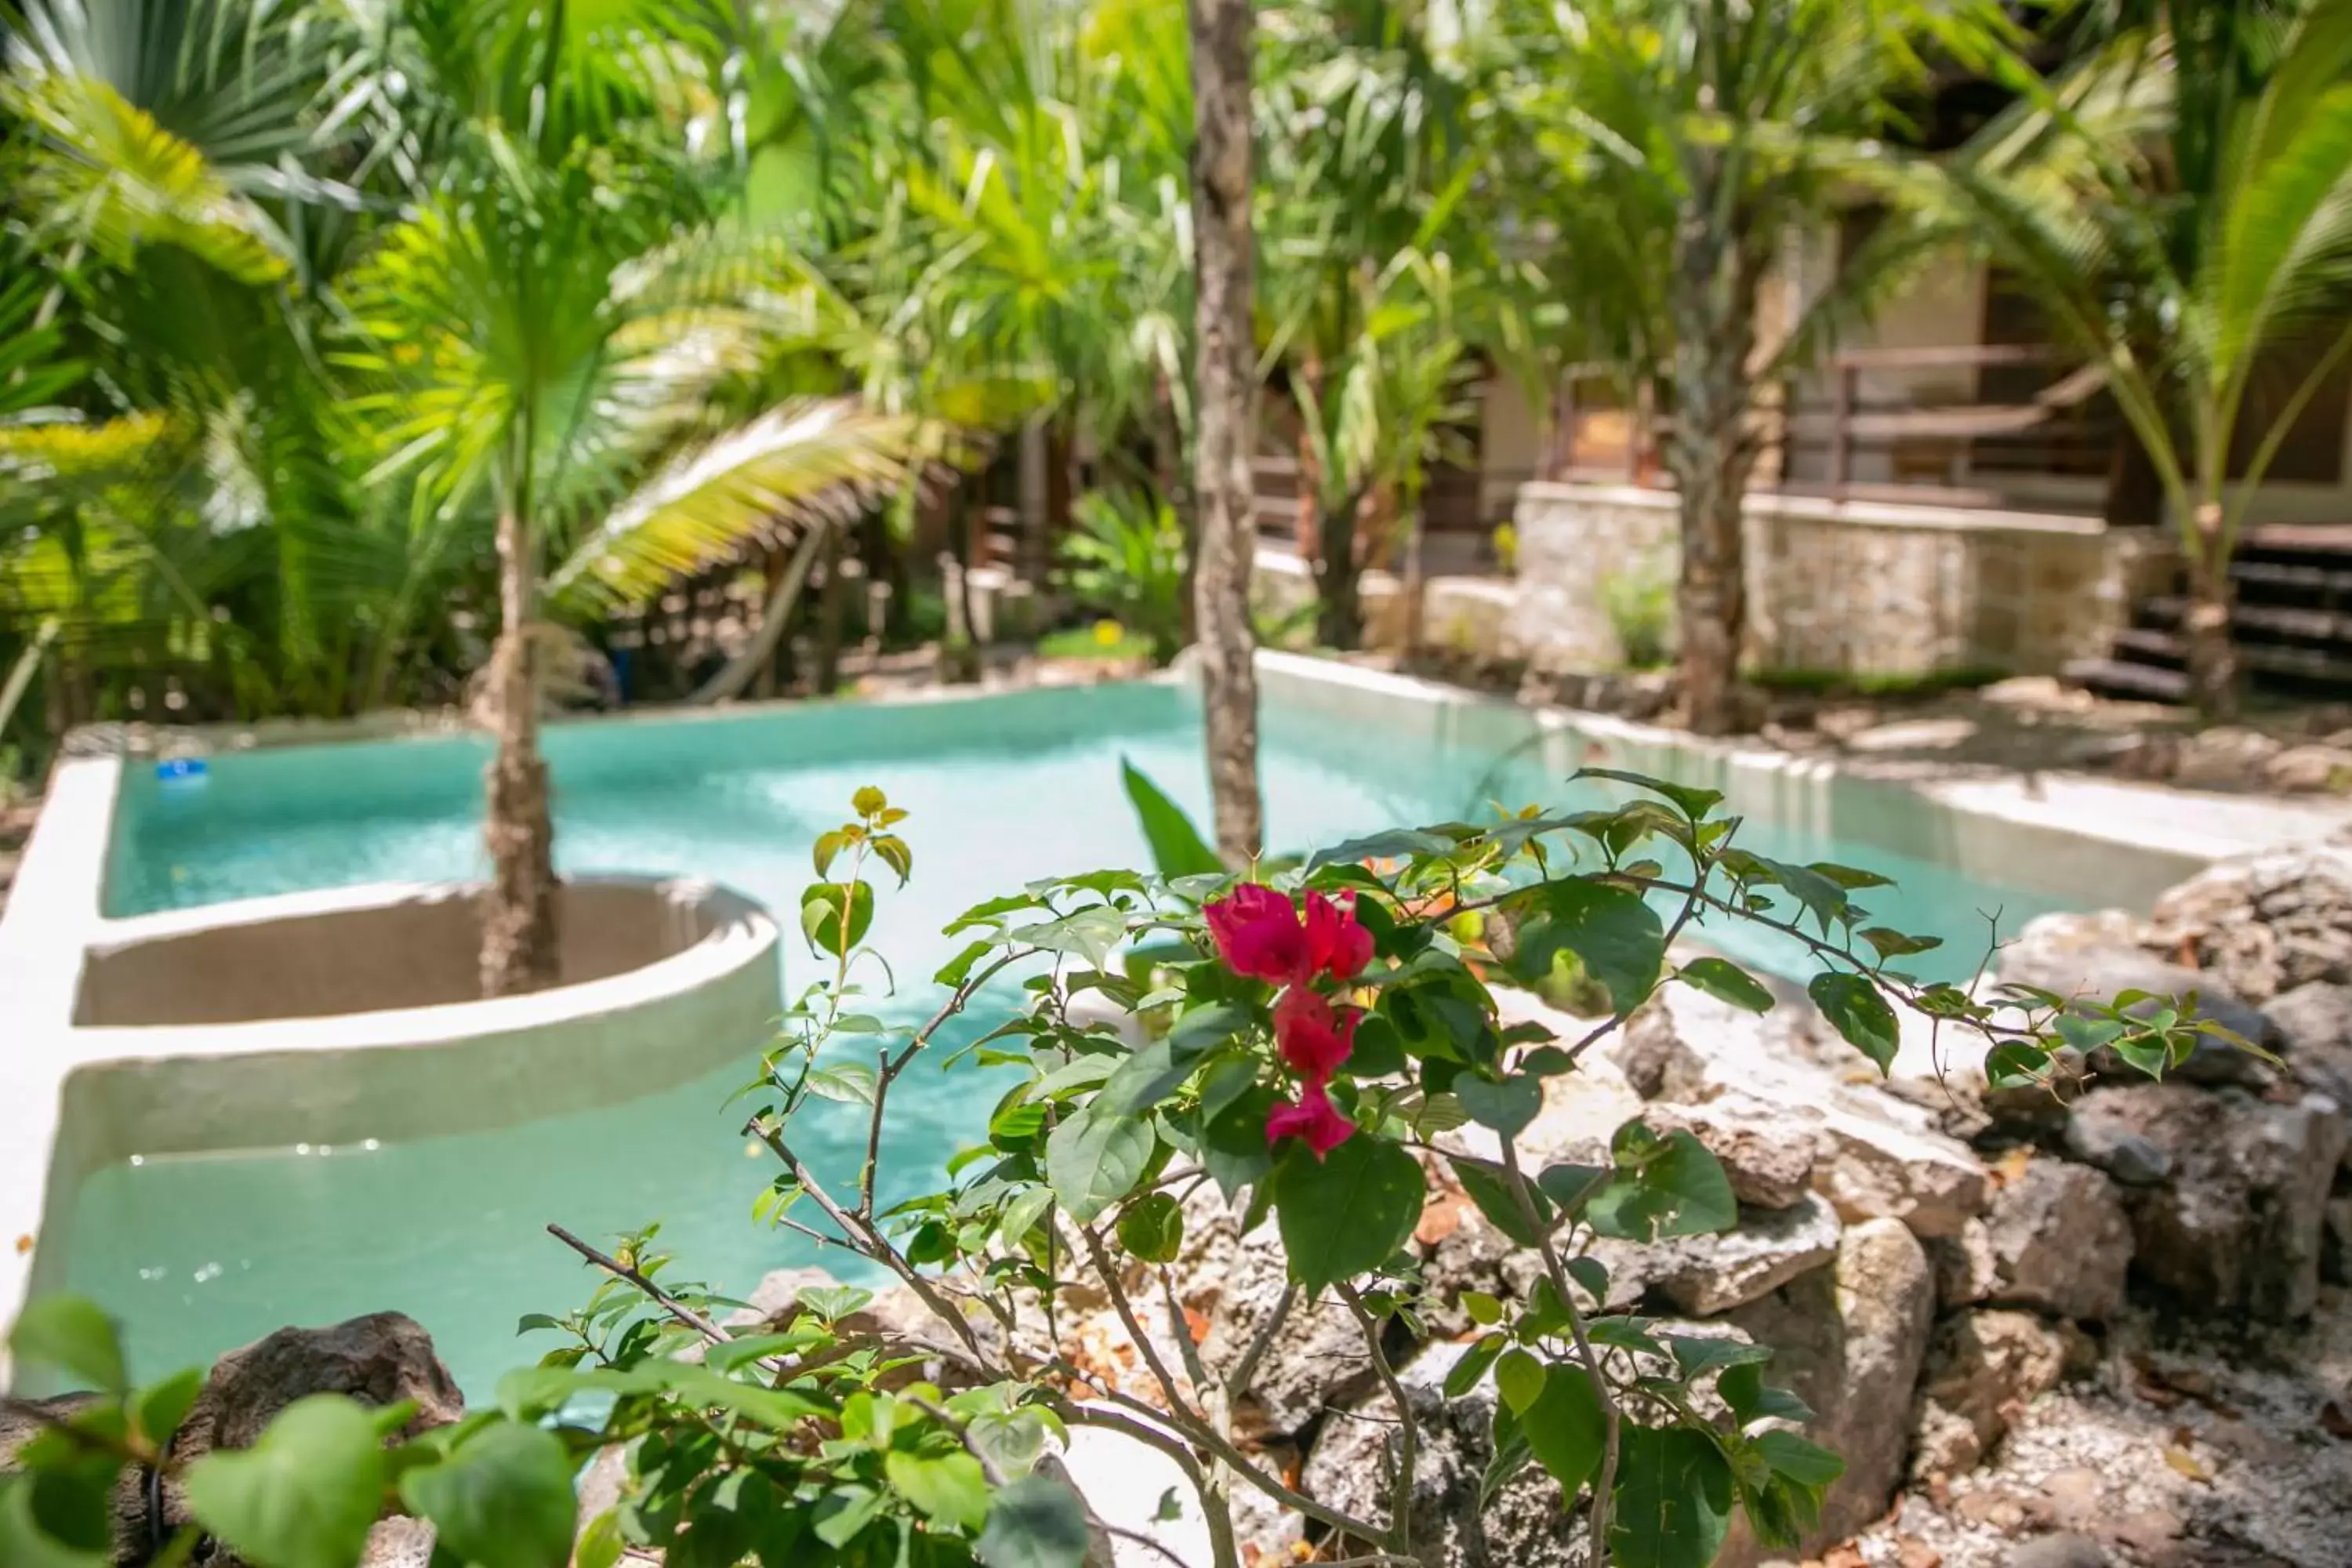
(155, 757, 209, 782)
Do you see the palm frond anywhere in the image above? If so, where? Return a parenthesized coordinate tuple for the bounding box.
(544, 397, 922, 612)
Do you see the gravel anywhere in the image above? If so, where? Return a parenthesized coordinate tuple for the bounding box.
(1809, 1290, 2352, 1568)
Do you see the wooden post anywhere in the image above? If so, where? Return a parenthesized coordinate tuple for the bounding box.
(1829, 361, 1856, 498)
(1627, 379, 1652, 485)
(1549, 372, 1576, 481)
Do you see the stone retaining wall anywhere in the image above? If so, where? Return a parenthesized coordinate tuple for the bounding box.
(1507, 482, 2176, 679)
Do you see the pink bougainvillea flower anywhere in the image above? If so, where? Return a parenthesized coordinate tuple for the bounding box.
(1301, 890, 1374, 982)
(1204, 883, 1310, 984)
(1207, 884, 1375, 986)
(1265, 1080, 1356, 1157)
(1274, 986, 1358, 1082)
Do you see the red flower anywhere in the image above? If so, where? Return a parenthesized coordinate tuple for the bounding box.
(1205, 883, 1310, 984)
(1302, 890, 1374, 982)
(1265, 1080, 1356, 1157)
(1206, 884, 1374, 985)
(1275, 987, 1358, 1082)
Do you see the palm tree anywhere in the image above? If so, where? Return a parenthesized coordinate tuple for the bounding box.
(342, 136, 918, 994)
(1256, 0, 1490, 651)
(1501, 0, 2013, 733)
(1941, 0, 2352, 717)
(1188, 0, 1265, 868)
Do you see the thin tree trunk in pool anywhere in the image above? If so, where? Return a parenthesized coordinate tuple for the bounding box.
(1315, 489, 1367, 650)
(1664, 155, 1764, 737)
(2184, 506, 2241, 720)
(481, 501, 560, 998)
(1187, 0, 1264, 869)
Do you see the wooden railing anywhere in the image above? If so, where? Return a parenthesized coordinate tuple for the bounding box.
(1549, 345, 2120, 510)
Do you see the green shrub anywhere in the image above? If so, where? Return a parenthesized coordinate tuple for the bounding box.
(1057, 489, 1187, 665)
(1600, 562, 1675, 670)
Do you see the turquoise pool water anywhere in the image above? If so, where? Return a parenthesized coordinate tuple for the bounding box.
(67, 681, 2072, 1394)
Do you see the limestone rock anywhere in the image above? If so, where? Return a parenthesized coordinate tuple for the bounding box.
(1612, 992, 1711, 1101)
(2263, 742, 2352, 794)
(1174, 1191, 1375, 1442)
(1300, 1339, 1591, 1568)
(1926, 1219, 2000, 1310)
(1811, 1105, 1991, 1239)
(1909, 1309, 2073, 1480)
(1598, 1193, 1844, 1316)
(2070, 1084, 2347, 1320)
(2147, 844, 2352, 1004)
(1715, 1219, 1936, 1564)
(1980, 1159, 2133, 1323)
(2266, 981, 2352, 1109)
(0, 1313, 463, 1568)
(361, 1519, 438, 1568)
(2060, 1110, 2172, 1186)
(2004, 1535, 2110, 1568)
(1646, 1095, 1815, 1209)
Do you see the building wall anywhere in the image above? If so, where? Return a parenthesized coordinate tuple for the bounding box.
(1505, 482, 2176, 679)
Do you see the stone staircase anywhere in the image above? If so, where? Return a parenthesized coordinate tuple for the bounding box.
(2065, 524, 2352, 702)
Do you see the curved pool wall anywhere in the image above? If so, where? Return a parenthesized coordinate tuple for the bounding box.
(7, 658, 2325, 1392)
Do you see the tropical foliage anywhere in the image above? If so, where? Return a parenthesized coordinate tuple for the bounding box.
(1935, 0, 2352, 715)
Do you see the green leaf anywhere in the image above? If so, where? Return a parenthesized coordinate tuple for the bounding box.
(1494, 1348, 1546, 1414)
(1584, 1127, 1737, 1242)
(187, 1396, 385, 1568)
(399, 1420, 575, 1568)
(1858, 927, 1942, 961)
(1676, 956, 1775, 1014)
(1504, 879, 1666, 1011)
(132, 1368, 205, 1449)
(935, 939, 996, 989)
(1808, 973, 1900, 1073)
(1449, 1154, 1551, 1247)
(885, 1451, 990, 1531)
(800, 880, 875, 957)
(575, 1510, 625, 1568)
(804, 1062, 879, 1105)
(1984, 1040, 2051, 1090)
(9, 1298, 128, 1392)
(1518, 1364, 1606, 1497)
(1610, 1425, 1734, 1568)
(1306, 827, 1463, 870)
(1116, 1192, 1185, 1264)
(1534, 1162, 1610, 1215)
(852, 786, 888, 818)
(1045, 1104, 1156, 1223)
(976, 1475, 1091, 1568)
(0, 1475, 113, 1568)
(1444, 1336, 1507, 1399)
(1751, 1430, 1844, 1489)
(1453, 1073, 1544, 1139)
(1272, 1135, 1425, 1294)
(1122, 758, 1223, 879)
(1718, 1362, 1813, 1427)
(1573, 768, 1724, 822)
(1664, 1337, 1772, 1378)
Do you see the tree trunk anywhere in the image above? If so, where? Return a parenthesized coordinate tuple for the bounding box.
(815, 529, 849, 695)
(1314, 491, 1361, 649)
(1187, 0, 1264, 866)
(2184, 504, 2241, 719)
(480, 502, 560, 998)
(1664, 156, 1764, 737)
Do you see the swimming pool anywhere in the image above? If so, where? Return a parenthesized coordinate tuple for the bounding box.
(62, 674, 2088, 1393)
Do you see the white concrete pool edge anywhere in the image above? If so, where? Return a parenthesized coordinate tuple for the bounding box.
(1250, 650, 2347, 874)
(0, 755, 781, 1338)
